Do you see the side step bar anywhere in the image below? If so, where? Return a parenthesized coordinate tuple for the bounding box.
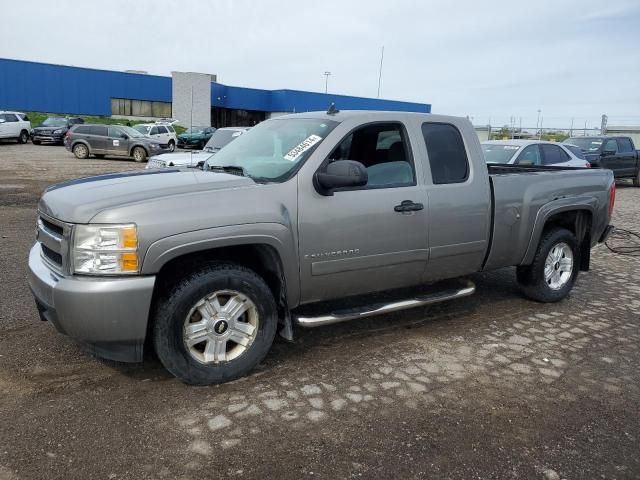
(294, 279, 475, 328)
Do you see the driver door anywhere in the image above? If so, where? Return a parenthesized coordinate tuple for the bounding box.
(297, 122, 429, 304)
(107, 126, 130, 156)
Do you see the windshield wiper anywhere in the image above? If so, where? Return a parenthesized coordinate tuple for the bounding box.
(207, 165, 247, 177)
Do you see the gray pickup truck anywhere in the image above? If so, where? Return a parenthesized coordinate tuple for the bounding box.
(28, 110, 615, 385)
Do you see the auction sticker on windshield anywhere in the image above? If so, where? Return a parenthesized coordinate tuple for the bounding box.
(284, 135, 322, 161)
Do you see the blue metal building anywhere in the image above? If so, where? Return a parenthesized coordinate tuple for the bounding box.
(0, 58, 430, 127)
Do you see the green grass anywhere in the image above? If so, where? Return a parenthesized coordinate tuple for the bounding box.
(26, 112, 186, 134)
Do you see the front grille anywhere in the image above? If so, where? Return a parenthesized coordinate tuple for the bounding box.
(41, 217, 63, 236)
(37, 214, 70, 273)
(41, 244, 63, 265)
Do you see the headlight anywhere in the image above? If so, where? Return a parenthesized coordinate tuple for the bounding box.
(53, 129, 63, 135)
(151, 143, 159, 149)
(72, 224, 139, 275)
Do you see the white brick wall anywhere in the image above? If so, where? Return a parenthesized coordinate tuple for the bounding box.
(171, 72, 212, 127)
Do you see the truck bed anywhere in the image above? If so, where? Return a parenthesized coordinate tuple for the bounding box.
(482, 164, 613, 271)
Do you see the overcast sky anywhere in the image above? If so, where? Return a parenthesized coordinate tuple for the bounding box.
(2, 0, 639, 128)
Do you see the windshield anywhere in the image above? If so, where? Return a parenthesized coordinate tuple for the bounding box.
(204, 118, 338, 182)
(204, 129, 244, 151)
(119, 125, 144, 138)
(563, 144, 587, 160)
(482, 144, 521, 163)
(564, 137, 603, 152)
(133, 125, 150, 135)
(41, 117, 67, 127)
(185, 127, 206, 134)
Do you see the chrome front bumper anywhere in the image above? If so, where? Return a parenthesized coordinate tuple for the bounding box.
(28, 243, 156, 362)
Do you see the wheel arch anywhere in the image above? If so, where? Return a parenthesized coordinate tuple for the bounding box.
(129, 143, 149, 157)
(144, 229, 299, 341)
(72, 139, 92, 153)
(522, 203, 594, 270)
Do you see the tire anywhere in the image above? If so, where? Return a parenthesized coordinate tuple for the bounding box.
(72, 143, 89, 159)
(633, 168, 640, 187)
(32, 139, 41, 145)
(17, 130, 29, 144)
(198, 141, 205, 150)
(517, 227, 579, 303)
(152, 262, 278, 385)
(168, 140, 176, 152)
(132, 146, 147, 162)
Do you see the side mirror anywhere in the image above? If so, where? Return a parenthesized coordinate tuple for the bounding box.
(120, 133, 129, 140)
(314, 160, 368, 196)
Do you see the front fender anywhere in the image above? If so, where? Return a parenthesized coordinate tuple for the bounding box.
(521, 197, 597, 265)
(141, 222, 300, 306)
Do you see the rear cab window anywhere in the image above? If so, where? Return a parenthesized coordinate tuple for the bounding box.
(421, 123, 469, 184)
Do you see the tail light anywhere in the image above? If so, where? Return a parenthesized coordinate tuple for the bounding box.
(608, 182, 616, 218)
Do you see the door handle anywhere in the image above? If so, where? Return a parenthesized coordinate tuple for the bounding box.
(394, 200, 424, 212)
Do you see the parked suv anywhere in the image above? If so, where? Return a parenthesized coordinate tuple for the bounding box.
(65, 124, 167, 162)
(32, 116, 84, 145)
(0, 111, 31, 144)
(132, 123, 178, 151)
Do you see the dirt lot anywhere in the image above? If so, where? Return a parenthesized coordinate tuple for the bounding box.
(1, 143, 639, 480)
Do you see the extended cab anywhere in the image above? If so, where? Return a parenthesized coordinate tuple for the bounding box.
(28, 111, 615, 385)
(564, 136, 640, 185)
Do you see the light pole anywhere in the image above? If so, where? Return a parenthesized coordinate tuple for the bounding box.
(323, 71, 331, 94)
(535, 109, 541, 137)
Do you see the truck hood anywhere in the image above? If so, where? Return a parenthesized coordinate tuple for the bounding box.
(39, 169, 256, 223)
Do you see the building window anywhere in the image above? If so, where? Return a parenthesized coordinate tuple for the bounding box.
(111, 98, 171, 118)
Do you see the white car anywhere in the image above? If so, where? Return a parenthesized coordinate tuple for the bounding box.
(482, 140, 591, 168)
(146, 127, 249, 169)
(0, 111, 32, 144)
(133, 123, 178, 151)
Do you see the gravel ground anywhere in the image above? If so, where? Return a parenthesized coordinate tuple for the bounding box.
(0, 143, 639, 480)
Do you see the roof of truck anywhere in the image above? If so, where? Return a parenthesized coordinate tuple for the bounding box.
(278, 110, 462, 123)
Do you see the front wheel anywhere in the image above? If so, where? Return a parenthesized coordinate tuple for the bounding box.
(517, 227, 578, 302)
(152, 263, 278, 385)
(18, 131, 29, 144)
(32, 139, 41, 145)
(633, 169, 640, 187)
(168, 140, 176, 152)
(132, 146, 147, 162)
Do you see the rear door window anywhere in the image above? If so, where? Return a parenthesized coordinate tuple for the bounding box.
(540, 144, 570, 165)
(618, 138, 633, 153)
(157, 126, 168, 134)
(421, 123, 469, 184)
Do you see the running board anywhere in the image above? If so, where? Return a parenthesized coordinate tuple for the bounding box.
(294, 279, 475, 328)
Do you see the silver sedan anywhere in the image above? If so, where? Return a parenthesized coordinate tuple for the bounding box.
(482, 140, 591, 168)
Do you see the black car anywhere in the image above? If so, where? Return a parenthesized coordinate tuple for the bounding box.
(32, 116, 84, 145)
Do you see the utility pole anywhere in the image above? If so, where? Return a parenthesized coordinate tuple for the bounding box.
(323, 71, 331, 94)
(538, 116, 543, 140)
(536, 109, 541, 137)
(569, 118, 574, 137)
(377, 46, 385, 98)
(584, 120, 587, 136)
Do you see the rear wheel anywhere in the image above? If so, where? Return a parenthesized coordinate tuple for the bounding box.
(17, 130, 29, 144)
(168, 140, 176, 152)
(72, 143, 89, 159)
(517, 227, 578, 302)
(152, 262, 278, 385)
(132, 146, 147, 162)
